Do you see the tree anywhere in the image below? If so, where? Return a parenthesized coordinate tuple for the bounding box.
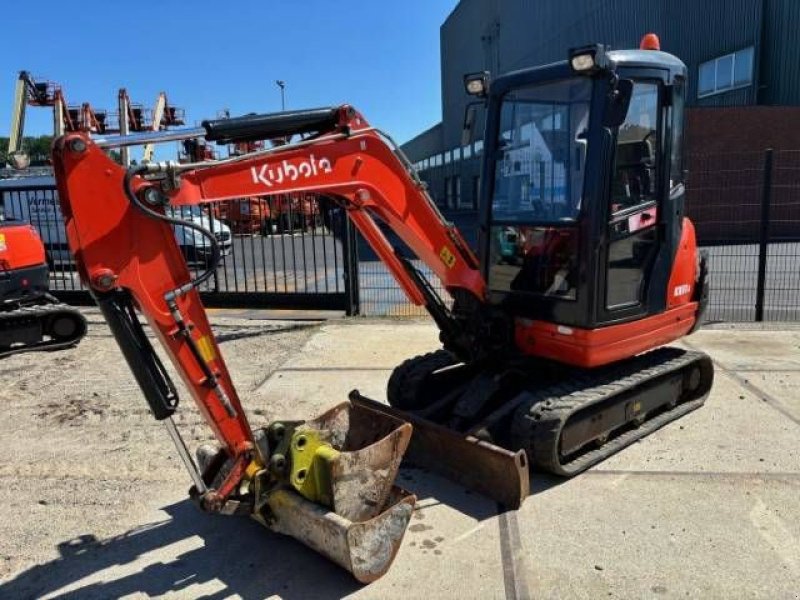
(0, 135, 55, 166)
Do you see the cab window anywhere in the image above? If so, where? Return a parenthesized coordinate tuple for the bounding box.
(610, 82, 659, 214)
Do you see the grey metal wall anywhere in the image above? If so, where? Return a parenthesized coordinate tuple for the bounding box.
(403, 0, 798, 212)
(401, 123, 443, 167)
(439, 0, 767, 150)
(761, 0, 800, 105)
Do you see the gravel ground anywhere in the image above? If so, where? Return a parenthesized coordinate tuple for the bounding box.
(1, 313, 798, 599)
(0, 311, 317, 590)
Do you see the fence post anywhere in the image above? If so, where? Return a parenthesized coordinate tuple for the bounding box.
(754, 148, 773, 322)
(342, 215, 361, 316)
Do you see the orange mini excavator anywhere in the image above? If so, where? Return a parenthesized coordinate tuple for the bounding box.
(0, 217, 86, 358)
(52, 37, 712, 581)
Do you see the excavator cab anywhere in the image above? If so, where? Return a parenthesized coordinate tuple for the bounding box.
(479, 44, 696, 339)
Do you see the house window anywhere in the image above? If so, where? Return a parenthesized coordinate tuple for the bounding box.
(698, 47, 754, 97)
(463, 144, 472, 159)
(444, 150, 452, 164)
(474, 139, 483, 155)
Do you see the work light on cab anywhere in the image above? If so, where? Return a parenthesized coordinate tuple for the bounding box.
(568, 43, 609, 74)
(464, 71, 490, 96)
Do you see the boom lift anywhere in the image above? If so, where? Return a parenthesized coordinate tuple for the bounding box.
(52, 38, 712, 581)
(6, 71, 111, 169)
(6, 71, 69, 168)
(115, 89, 186, 165)
(142, 92, 185, 163)
(1, 72, 88, 356)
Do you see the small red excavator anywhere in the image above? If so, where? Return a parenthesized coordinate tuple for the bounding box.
(0, 218, 86, 357)
(52, 36, 712, 582)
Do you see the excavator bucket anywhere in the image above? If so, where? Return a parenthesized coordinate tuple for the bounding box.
(252, 401, 416, 583)
(265, 487, 415, 583)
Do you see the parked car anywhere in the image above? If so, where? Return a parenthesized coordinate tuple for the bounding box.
(164, 205, 232, 265)
(0, 176, 232, 268)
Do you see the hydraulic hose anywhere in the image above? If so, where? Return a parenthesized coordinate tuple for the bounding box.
(123, 165, 220, 290)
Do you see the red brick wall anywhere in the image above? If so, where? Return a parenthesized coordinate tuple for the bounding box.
(686, 106, 800, 154)
(685, 107, 800, 243)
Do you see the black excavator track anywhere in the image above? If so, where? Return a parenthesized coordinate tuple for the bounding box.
(0, 295, 87, 359)
(508, 347, 714, 476)
(387, 346, 714, 478)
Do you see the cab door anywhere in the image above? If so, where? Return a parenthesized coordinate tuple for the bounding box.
(601, 80, 662, 319)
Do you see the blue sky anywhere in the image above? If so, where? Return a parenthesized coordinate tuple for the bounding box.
(1, 0, 456, 158)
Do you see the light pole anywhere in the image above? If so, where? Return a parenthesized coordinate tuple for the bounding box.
(275, 80, 286, 111)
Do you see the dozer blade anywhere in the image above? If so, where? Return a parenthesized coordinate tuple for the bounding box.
(253, 401, 416, 582)
(349, 391, 530, 509)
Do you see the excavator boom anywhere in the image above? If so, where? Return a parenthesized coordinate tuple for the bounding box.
(52, 104, 525, 582)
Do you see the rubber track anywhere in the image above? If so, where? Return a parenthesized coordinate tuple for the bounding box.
(0, 299, 87, 358)
(387, 349, 458, 411)
(511, 347, 714, 477)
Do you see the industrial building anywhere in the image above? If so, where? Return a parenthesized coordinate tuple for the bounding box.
(402, 0, 800, 239)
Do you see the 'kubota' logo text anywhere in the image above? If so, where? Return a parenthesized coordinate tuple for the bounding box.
(673, 284, 691, 297)
(250, 154, 333, 188)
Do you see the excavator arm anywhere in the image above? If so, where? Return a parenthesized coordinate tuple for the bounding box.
(53, 103, 486, 457)
(51, 105, 520, 582)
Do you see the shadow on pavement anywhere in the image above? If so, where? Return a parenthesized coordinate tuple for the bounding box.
(0, 500, 359, 600)
(1, 468, 565, 599)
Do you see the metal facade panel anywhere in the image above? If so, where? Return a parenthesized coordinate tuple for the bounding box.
(402, 123, 444, 162)
(761, 0, 800, 105)
(664, 0, 761, 106)
(402, 0, 799, 179)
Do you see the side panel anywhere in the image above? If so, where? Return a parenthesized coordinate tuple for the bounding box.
(666, 218, 698, 309)
(514, 303, 698, 368)
(0, 223, 46, 270)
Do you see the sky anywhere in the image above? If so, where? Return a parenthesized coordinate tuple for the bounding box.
(1, 0, 457, 159)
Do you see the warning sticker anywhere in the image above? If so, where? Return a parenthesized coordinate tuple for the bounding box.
(0, 234, 6, 252)
(439, 246, 456, 269)
(196, 335, 217, 363)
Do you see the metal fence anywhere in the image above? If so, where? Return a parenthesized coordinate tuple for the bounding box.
(0, 182, 359, 314)
(358, 148, 800, 321)
(1, 149, 798, 322)
(686, 149, 800, 322)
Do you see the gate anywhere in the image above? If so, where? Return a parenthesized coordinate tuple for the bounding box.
(0, 179, 360, 315)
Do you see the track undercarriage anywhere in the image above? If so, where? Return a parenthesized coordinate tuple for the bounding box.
(385, 346, 714, 478)
(0, 293, 87, 359)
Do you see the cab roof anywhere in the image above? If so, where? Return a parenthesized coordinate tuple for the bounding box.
(607, 49, 687, 79)
(490, 48, 686, 96)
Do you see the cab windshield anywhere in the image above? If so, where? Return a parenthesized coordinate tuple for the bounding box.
(492, 78, 592, 223)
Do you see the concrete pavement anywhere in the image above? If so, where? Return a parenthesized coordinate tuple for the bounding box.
(0, 316, 798, 599)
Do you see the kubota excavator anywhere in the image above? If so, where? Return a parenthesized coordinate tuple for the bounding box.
(0, 218, 87, 357)
(51, 36, 712, 582)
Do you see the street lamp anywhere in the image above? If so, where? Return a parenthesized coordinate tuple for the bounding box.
(275, 80, 286, 111)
